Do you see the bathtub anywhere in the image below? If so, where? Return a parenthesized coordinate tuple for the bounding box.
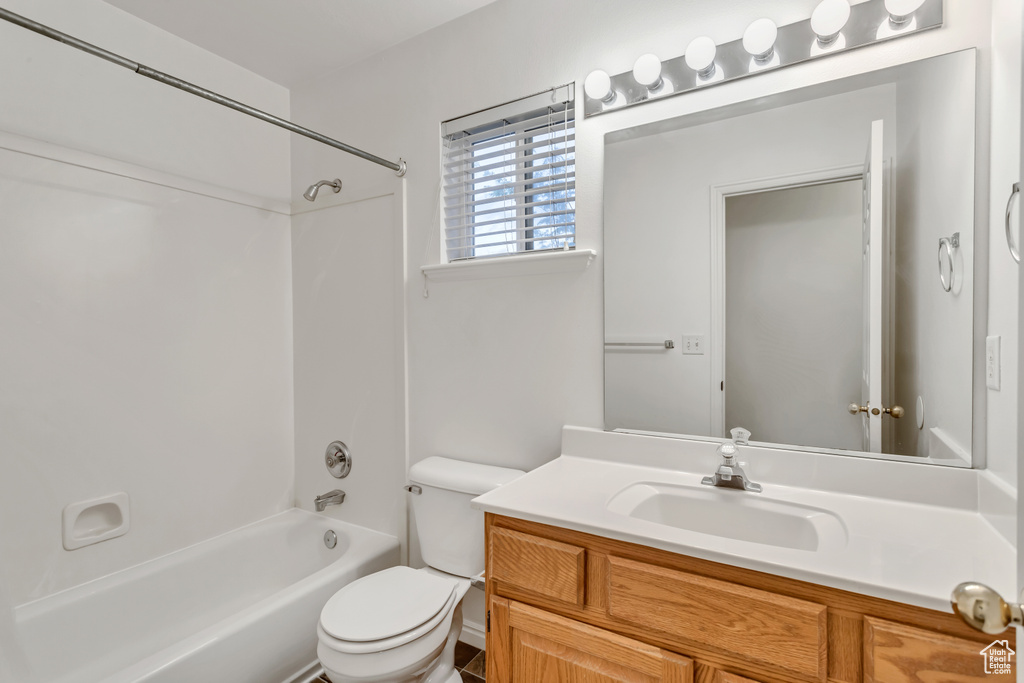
(12, 508, 400, 683)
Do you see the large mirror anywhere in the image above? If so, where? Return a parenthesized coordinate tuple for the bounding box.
(604, 49, 977, 466)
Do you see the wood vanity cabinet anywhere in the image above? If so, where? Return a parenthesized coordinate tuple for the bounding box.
(484, 514, 1014, 683)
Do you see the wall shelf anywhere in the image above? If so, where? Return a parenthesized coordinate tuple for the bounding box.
(422, 249, 596, 282)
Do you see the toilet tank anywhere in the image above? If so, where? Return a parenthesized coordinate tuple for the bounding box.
(408, 457, 524, 578)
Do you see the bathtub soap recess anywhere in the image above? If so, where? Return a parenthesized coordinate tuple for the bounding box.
(62, 492, 130, 550)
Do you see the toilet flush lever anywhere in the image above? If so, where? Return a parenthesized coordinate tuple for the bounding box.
(404, 485, 422, 495)
(951, 582, 1024, 634)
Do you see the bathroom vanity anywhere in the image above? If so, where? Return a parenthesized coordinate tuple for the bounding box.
(483, 515, 1006, 682)
(473, 427, 1016, 682)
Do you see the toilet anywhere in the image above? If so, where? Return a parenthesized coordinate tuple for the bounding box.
(316, 456, 524, 683)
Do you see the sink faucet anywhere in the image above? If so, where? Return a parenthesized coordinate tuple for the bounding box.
(702, 428, 763, 493)
(314, 489, 346, 511)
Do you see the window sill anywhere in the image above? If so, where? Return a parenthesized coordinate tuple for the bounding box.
(421, 249, 597, 282)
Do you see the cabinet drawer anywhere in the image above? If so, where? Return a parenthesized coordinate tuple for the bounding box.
(864, 616, 1012, 681)
(489, 527, 585, 607)
(607, 556, 827, 681)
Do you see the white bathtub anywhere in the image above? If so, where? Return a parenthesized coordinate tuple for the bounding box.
(12, 508, 400, 683)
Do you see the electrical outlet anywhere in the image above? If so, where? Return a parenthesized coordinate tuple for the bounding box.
(986, 335, 1000, 391)
(682, 335, 705, 355)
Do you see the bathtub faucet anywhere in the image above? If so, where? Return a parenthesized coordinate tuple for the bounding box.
(314, 489, 346, 512)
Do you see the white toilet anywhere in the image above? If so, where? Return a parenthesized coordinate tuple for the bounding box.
(316, 456, 524, 683)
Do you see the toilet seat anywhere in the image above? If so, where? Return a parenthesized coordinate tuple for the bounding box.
(319, 566, 459, 655)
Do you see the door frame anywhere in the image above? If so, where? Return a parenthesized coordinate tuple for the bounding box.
(709, 163, 865, 439)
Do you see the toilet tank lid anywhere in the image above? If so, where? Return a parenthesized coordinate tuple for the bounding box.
(409, 457, 525, 495)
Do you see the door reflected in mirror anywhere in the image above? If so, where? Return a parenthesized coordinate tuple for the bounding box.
(604, 49, 976, 466)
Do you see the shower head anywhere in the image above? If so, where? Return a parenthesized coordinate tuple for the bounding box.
(303, 178, 342, 202)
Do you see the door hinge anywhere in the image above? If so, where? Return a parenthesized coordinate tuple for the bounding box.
(487, 610, 491, 632)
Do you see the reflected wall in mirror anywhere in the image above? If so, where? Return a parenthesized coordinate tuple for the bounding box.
(604, 49, 977, 466)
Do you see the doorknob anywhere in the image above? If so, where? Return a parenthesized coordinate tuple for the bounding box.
(847, 403, 903, 417)
(882, 404, 904, 418)
(951, 582, 1024, 634)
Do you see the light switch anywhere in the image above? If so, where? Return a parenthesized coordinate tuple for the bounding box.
(986, 335, 1000, 391)
(682, 335, 705, 355)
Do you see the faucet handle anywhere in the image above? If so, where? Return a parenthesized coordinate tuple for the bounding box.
(730, 427, 751, 445)
(717, 441, 738, 461)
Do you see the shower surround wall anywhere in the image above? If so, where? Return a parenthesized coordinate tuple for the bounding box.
(0, 0, 294, 654)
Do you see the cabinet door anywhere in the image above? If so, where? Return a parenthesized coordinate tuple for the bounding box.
(488, 596, 693, 683)
(692, 665, 763, 683)
(863, 616, 1014, 681)
(715, 673, 762, 683)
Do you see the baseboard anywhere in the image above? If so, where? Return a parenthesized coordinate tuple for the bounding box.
(460, 619, 486, 650)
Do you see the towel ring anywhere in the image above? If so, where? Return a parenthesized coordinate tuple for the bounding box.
(1006, 182, 1020, 264)
(938, 232, 959, 293)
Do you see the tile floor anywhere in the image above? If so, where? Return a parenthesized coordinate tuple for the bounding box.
(315, 641, 485, 682)
(454, 640, 486, 682)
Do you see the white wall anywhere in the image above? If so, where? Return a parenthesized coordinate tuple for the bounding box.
(988, 0, 1023, 487)
(891, 54, 978, 459)
(725, 182, 864, 451)
(0, 0, 293, 615)
(289, 0, 998, 635)
(604, 84, 896, 437)
(291, 0, 994, 472)
(0, 0, 290, 202)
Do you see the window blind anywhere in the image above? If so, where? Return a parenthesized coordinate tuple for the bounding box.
(442, 86, 576, 261)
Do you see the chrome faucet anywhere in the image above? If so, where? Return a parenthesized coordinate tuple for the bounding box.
(314, 489, 346, 511)
(702, 428, 763, 493)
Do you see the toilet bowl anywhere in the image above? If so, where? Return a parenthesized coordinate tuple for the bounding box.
(317, 567, 471, 683)
(316, 457, 523, 683)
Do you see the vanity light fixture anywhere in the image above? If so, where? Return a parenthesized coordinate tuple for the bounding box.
(582, 0, 941, 117)
(684, 36, 719, 81)
(811, 0, 851, 47)
(743, 18, 778, 65)
(876, 0, 924, 38)
(584, 69, 617, 104)
(633, 53, 669, 95)
(884, 0, 926, 26)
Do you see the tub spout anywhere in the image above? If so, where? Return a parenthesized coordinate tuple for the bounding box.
(314, 489, 345, 512)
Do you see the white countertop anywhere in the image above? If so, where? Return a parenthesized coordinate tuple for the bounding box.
(472, 427, 1016, 613)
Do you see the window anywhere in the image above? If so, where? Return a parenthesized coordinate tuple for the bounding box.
(442, 86, 576, 262)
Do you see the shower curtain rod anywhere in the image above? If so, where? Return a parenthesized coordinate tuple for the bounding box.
(0, 7, 407, 177)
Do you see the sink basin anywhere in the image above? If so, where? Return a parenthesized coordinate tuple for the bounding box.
(606, 482, 847, 552)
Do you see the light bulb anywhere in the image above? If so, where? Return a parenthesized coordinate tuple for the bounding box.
(584, 70, 614, 102)
(685, 36, 717, 79)
(885, 0, 926, 25)
(632, 53, 664, 90)
(809, 33, 846, 56)
(742, 18, 777, 63)
(811, 0, 851, 45)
